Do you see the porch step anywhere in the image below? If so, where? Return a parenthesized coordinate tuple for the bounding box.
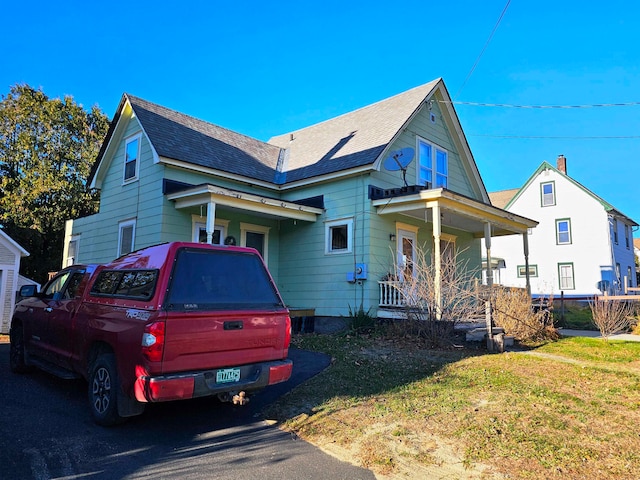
(465, 327, 514, 346)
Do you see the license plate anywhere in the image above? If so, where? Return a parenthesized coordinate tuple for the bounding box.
(216, 368, 240, 383)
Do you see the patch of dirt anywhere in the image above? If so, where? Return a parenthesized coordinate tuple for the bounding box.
(310, 425, 505, 479)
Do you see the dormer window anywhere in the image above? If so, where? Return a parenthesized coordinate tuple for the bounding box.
(124, 134, 141, 183)
(418, 138, 448, 188)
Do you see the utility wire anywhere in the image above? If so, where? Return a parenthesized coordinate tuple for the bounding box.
(468, 133, 640, 139)
(454, 0, 512, 100)
(443, 101, 640, 109)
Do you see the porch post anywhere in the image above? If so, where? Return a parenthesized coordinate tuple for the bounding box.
(484, 223, 494, 348)
(523, 232, 531, 296)
(432, 204, 442, 318)
(206, 200, 217, 244)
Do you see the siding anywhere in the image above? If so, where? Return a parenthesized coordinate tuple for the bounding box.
(488, 168, 629, 296)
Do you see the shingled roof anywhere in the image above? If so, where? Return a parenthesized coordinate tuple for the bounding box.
(488, 189, 519, 209)
(127, 95, 283, 184)
(268, 79, 441, 183)
(93, 80, 444, 188)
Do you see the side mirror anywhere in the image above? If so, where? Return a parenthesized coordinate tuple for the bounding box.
(19, 285, 37, 298)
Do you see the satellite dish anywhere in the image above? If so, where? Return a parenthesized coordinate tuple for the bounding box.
(383, 147, 415, 186)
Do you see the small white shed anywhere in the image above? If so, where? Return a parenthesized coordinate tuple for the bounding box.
(0, 229, 29, 334)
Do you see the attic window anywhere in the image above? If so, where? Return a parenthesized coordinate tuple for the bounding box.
(417, 138, 447, 188)
(124, 134, 141, 183)
(541, 182, 555, 206)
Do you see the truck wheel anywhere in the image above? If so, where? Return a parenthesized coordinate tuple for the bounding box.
(89, 354, 124, 426)
(9, 323, 32, 374)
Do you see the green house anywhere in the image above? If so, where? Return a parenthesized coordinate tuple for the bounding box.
(63, 78, 536, 319)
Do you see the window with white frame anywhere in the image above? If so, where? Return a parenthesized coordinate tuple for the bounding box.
(192, 217, 229, 245)
(558, 263, 575, 290)
(118, 219, 136, 256)
(556, 219, 571, 245)
(240, 223, 270, 264)
(417, 138, 448, 188)
(325, 218, 353, 254)
(517, 265, 538, 278)
(541, 182, 555, 206)
(66, 236, 80, 267)
(123, 134, 141, 183)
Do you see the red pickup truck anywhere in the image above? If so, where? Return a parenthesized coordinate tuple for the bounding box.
(9, 242, 293, 426)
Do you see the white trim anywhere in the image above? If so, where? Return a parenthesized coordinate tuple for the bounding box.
(240, 223, 270, 264)
(123, 133, 141, 184)
(167, 183, 322, 222)
(416, 136, 448, 189)
(191, 215, 229, 244)
(325, 217, 354, 255)
(118, 218, 136, 256)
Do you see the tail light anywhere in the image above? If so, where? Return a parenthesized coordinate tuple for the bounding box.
(142, 321, 165, 362)
(284, 315, 291, 349)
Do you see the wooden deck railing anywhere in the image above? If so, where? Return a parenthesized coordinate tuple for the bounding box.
(378, 281, 404, 308)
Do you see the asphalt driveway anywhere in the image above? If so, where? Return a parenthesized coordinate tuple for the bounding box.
(0, 344, 375, 480)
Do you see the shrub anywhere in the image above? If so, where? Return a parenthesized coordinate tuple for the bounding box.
(492, 287, 557, 341)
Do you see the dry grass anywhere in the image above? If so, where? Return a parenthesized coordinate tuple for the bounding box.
(265, 332, 640, 479)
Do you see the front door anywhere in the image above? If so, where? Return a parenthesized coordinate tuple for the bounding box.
(397, 229, 417, 281)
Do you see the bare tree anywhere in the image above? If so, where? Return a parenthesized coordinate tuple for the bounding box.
(393, 243, 480, 347)
(589, 299, 635, 340)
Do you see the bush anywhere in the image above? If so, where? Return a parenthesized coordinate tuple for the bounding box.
(589, 299, 635, 340)
(492, 287, 557, 341)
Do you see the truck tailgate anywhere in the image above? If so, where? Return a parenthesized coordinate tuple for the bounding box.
(161, 309, 289, 374)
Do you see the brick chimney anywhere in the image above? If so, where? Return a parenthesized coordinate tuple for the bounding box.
(557, 154, 567, 174)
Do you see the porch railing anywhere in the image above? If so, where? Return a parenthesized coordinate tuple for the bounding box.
(378, 281, 404, 308)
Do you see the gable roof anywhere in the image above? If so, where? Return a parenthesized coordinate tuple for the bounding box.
(504, 161, 638, 226)
(90, 78, 486, 193)
(489, 189, 518, 209)
(0, 228, 29, 257)
(268, 79, 441, 184)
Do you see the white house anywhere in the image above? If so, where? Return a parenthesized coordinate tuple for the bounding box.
(487, 155, 637, 299)
(0, 229, 29, 334)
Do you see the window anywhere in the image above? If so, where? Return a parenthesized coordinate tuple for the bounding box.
(613, 218, 619, 244)
(124, 134, 141, 182)
(625, 224, 630, 248)
(90, 270, 158, 300)
(43, 271, 72, 299)
(556, 219, 571, 244)
(558, 263, 575, 290)
(541, 182, 555, 206)
(118, 219, 136, 257)
(325, 218, 353, 254)
(418, 138, 448, 188)
(628, 266, 633, 287)
(66, 236, 80, 267)
(165, 248, 283, 311)
(517, 265, 538, 277)
(192, 218, 229, 245)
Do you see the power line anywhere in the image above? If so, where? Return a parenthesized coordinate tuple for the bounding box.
(444, 101, 640, 109)
(454, 0, 512, 100)
(468, 133, 640, 139)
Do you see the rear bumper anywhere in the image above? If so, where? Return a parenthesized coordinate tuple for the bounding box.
(134, 359, 293, 402)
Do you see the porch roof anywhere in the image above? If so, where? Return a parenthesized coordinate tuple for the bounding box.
(371, 187, 538, 237)
(166, 182, 324, 222)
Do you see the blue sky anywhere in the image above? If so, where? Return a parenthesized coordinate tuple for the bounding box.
(3, 1, 640, 232)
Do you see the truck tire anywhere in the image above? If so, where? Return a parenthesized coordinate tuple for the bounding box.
(89, 353, 124, 426)
(9, 323, 32, 374)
